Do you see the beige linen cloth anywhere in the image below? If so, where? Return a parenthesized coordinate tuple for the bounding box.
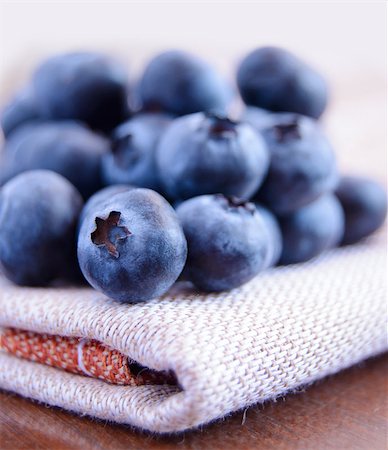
(0, 230, 386, 433)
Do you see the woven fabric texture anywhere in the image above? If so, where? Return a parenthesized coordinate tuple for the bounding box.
(0, 232, 386, 433)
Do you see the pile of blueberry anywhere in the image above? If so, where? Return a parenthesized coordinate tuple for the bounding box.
(0, 48, 386, 302)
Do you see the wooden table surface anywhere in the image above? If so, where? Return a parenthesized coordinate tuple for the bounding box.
(1, 354, 387, 450)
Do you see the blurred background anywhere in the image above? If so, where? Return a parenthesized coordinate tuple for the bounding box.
(0, 1, 386, 178)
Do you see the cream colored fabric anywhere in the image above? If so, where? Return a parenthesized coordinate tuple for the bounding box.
(0, 232, 387, 433)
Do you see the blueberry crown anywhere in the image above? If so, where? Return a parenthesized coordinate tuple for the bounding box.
(91, 211, 131, 258)
(111, 133, 139, 167)
(205, 112, 238, 136)
(216, 194, 256, 214)
(273, 118, 301, 142)
(111, 133, 132, 155)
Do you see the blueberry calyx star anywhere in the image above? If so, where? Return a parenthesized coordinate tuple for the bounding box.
(91, 211, 131, 258)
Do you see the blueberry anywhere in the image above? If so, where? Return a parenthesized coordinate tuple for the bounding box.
(32, 52, 130, 132)
(0, 121, 109, 199)
(254, 204, 283, 268)
(157, 112, 269, 201)
(335, 176, 387, 245)
(0, 170, 83, 286)
(77, 188, 187, 302)
(279, 194, 344, 265)
(253, 115, 338, 215)
(237, 46, 328, 119)
(79, 184, 135, 227)
(176, 194, 270, 291)
(138, 50, 231, 116)
(1, 87, 41, 138)
(102, 113, 171, 191)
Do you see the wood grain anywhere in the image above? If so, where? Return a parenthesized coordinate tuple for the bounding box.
(0, 354, 387, 450)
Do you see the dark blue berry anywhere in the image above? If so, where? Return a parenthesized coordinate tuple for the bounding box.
(237, 46, 328, 119)
(0, 170, 83, 286)
(0, 121, 109, 199)
(335, 176, 387, 245)
(77, 188, 187, 302)
(102, 113, 171, 191)
(176, 194, 270, 291)
(253, 115, 338, 215)
(1, 87, 41, 138)
(157, 112, 269, 201)
(279, 194, 344, 265)
(32, 52, 130, 132)
(138, 50, 231, 116)
(254, 204, 282, 268)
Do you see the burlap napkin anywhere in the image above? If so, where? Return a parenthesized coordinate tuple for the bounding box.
(0, 232, 386, 433)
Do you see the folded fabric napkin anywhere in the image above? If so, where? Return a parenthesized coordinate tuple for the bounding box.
(0, 232, 386, 433)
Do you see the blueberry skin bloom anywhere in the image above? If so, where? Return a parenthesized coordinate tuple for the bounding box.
(157, 112, 269, 201)
(32, 52, 130, 132)
(176, 194, 270, 292)
(335, 176, 387, 245)
(279, 194, 344, 265)
(240, 106, 275, 131)
(0, 121, 109, 199)
(253, 115, 338, 215)
(0, 170, 83, 286)
(241, 106, 308, 133)
(138, 50, 231, 116)
(237, 46, 328, 119)
(79, 184, 134, 227)
(77, 188, 187, 302)
(254, 204, 283, 268)
(1, 87, 41, 138)
(102, 113, 171, 191)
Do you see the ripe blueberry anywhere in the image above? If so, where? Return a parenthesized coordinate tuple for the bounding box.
(237, 46, 328, 119)
(157, 112, 269, 201)
(279, 194, 344, 265)
(102, 113, 171, 191)
(1, 87, 41, 138)
(0, 121, 109, 199)
(253, 115, 338, 215)
(138, 50, 231, 116)
(0, 170, 83, 286)
(32, 52, 130, 132)
(335, 176, 387, 245)
(77, 188, 187, 302)
(176, 194, 270, 291)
